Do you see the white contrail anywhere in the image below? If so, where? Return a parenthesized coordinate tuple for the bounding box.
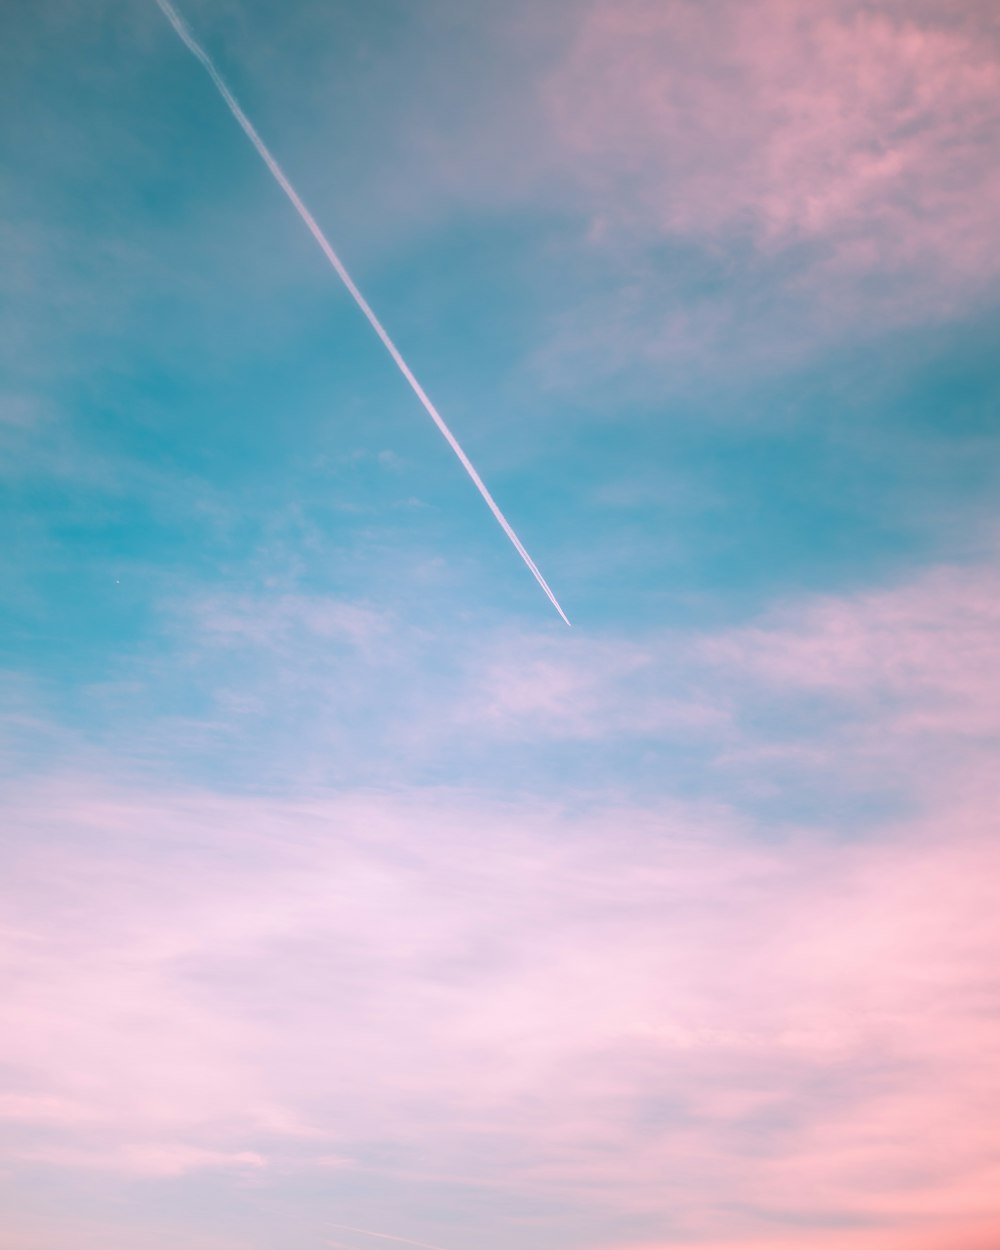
(152, 0, 570, 626)
(325, 1224, 454, 1250)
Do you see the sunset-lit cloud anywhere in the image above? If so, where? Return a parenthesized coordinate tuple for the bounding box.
(535, 0, 1000, 376)
(549, 0, 1000, 260)
(4, 553, 1000, 1246)
(3, 0, 999, 1247)
(3, 771, 999, 1232)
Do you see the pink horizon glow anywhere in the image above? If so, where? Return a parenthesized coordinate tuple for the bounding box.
(3, 554, 1000, 1245)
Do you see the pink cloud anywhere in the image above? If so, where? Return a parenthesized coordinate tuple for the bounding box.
(694, 559, 1000, 795)
(547, 0, 1000, 274)
(2, 769, 999, 1244)
(147, 552, 1000, 803)
(465, 635, 727, 739)
(614, 1221, 1000, 1250)
(526, 0, 1000, 378)
(5, 555, 1000, 1243)
(452, 555, 1000, 801)
(700, 562, 1000, 707)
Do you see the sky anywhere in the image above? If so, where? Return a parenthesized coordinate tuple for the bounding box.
(1, 0, 1000, 1248)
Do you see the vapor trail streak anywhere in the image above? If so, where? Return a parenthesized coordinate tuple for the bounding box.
(326, 1225, 454, 1250)
(152, 0, 571, 625)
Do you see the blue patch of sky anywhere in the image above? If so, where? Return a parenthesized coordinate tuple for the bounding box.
(3, 0, 999, 821)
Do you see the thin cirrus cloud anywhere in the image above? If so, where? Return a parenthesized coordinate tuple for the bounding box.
(2, 2, 999, 1248)
(81, 550, 999, 794)
(1, 774, 999, 1245)
(550, 0, 1000, 250)
(3, 554, 1000, 1246)
(547, 0, 1000, 249)
(447, 555, 1000, 786)
(621, 1227, 1000, 1250)
(527, 0, 1000, 377)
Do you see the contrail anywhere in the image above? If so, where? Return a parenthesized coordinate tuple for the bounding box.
(152, 0, 570, 626)
(326, 1224, 454, 1250)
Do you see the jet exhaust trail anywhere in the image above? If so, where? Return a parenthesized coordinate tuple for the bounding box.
(152, 0, 571, 626)
(326, 1225, 454, 1250)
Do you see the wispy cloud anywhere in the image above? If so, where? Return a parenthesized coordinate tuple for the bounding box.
(612, 1224, 1000, 1250)
(532, 0, 1000, 378)
(2, 773, 999, 1243)
(38, 548, 996, 802)
(3, 4, 999, 1248)
(548, 0, 1000, 260)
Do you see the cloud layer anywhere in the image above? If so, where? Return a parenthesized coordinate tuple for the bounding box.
(4, 553, 1000, 1248)
(2, 777, 999, 1247)
(4, 2, 1000, 1248)
(533, 0, 1000, 376)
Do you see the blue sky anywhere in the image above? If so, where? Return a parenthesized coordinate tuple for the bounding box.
(2, 2, 1000, 1249)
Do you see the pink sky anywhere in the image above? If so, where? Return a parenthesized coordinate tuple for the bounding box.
(3, 0, 1000, 1246)
(4, 553, 1000, 1247)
